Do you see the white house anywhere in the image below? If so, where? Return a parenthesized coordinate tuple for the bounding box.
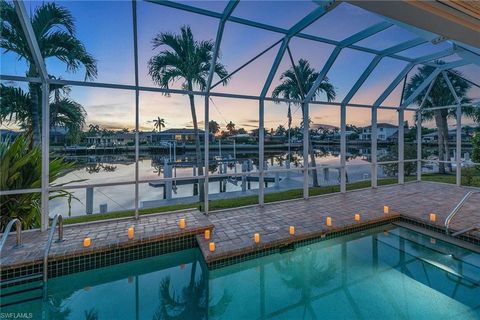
(360, 123, 398, 141)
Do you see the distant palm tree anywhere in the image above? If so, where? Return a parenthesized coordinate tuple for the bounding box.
(272, 59, 336, 187)
(148, 25, 229, 202)
(153, 117, 166, 132)
(208, 120, 220, 135)
(88, 124, 100, 134)
(226, 121, 236, 135)
(1, 1, 97, 147)
(405, 62, 476, 173)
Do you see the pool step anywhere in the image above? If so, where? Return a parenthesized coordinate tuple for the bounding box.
(376, 233, 480, 286)
(0, 273, 43, 308)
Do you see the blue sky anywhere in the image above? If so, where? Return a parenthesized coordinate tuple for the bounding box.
(1, 1, 479, 131)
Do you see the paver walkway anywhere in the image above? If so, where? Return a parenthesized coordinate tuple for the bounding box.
(1, 209, 212, 270)
(1, 181, 478, 271)
(196, 181, 480, 263)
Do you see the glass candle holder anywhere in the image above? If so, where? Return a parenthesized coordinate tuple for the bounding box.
(179, 218, 186, 229)
(128, 227, 134, 239)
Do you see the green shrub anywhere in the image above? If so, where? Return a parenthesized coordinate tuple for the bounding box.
(0, 135, 76, 230)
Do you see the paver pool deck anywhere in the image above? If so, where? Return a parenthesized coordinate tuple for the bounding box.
(1, 181, 479, 272)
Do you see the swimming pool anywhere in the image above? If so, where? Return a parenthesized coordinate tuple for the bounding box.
(2, 224, 479, 319)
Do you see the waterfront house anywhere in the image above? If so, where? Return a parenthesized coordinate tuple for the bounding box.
(360, 123, 398, 141)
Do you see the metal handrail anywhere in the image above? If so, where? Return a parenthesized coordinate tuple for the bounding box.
(0, 219, 22, 253)
(43, 215, 64, 283)
(445, 192, 475, 235)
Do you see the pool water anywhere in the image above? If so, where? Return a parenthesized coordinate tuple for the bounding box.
(3, 225, 479, 319)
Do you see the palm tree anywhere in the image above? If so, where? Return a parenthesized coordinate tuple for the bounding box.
(153, 117, 166, 132)
(0, 84, 86, 143)
(272, 59, 336, 187)
(208, 120, 220, 135)
(405, 62, 476, 173)
(148, 25, 229, 202)
(88, 124, 100, 135)
(1, 1, 97, 147)
(226, 121, 236, 135)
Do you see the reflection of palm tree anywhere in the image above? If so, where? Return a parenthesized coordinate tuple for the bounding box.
(272, 59, 336, 187)
(274, 250, 336, 319)
(84, 308, 99, 320)
(154, 117, 166, 132)
(154, 261, 231, 320)
(47, 296, 71, 320)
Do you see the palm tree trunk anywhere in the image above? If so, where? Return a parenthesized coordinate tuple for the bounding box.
(187, 82, 205, 203)
(301, 104, 319, 187)
(28, 82, 42, 149)
(434, 110, 447, 174)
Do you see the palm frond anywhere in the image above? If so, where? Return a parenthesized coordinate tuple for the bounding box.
(31, 2, 75, 38)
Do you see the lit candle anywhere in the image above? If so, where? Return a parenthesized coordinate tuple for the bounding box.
(326, 216, 332, 227)
(429, 213, 436, 222)
(209, 242, 215, 252)
(354, 213, 361, 222)
(384, 206, 389, 214)
(83, 237, 91, 248)
(254, 233, 260, 243)
(289, 226, 295, 235)
(204, 229, 211, 240)
(128, 227, 134, 239)
(179, 218, 186, 229)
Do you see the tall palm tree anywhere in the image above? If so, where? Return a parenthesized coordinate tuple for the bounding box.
(405, 62, 476, 173)
(0, 84, 86, 141)
(1, 1, 97, 147)
(148, 25, 229, 202)
(272, 59, 336, 187)
(153, 117, 166, 132)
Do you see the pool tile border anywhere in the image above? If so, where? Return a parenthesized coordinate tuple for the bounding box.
(1, 228, 211, 286)
(206, 215, 402, 270)
(204, 215, 480, 270)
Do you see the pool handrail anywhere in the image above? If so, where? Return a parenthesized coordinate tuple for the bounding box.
(445, 191, 477, 235)
(0, 219, 22, 253)
(43, 214, 64, 283)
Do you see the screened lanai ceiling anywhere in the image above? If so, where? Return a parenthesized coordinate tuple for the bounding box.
(2, 0, 480, 110)
(146, 0, 480, 108)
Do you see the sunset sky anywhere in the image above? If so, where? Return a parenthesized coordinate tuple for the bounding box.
(1, 1, 479, 132)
